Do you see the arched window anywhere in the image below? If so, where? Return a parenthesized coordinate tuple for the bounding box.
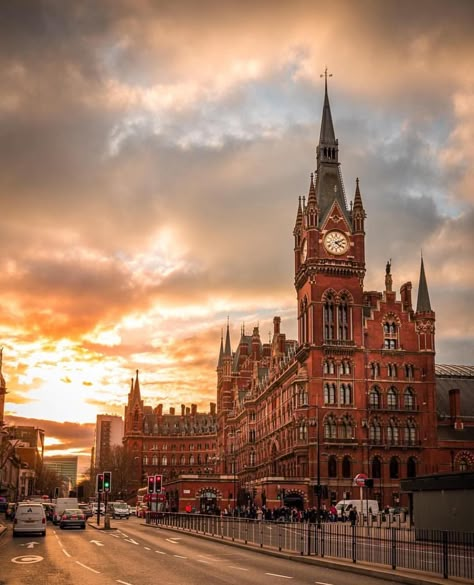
(152, 455, 158, 465)
(142, 455, 148, 465)
(300, 297, 309, 344)
(387, 387, 398, 409)
(404, 420, 416, 446)
(324, 383, 337, 405)
(328, 455, 337, 478)
(324, 415, 337, 439)
(189, 455, 195, 465)
(339, 360, 351, 375)
(372, 456, 382, 479)
(387, 418, 399, 445)
(370, 418, 382, 444)
(342, 456, 352, 478)
(340, 383, 352, 405)
(324, 294, 335, 340)
(389, 457, 399, 479)
(341, 416, 353, 439)
(338, 295, 350, 340)
(405, 364, 414, 379)
(162, 455, 168, 466)
(180, 455, 185, 465)
(404, 387, 415, 410)
(383, 320, 398, 349)
(458, 457, 471, 471)
(298, 423, 307, 441)
(407, 457, 417, 478)
(369, 387, 381, 409)
(388, 363, 398, 378)
(250, 451, 256, 466)
(371, 362, 380, 378)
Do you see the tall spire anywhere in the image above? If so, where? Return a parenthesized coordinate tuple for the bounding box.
(0, 347, 6, 390)
(132, 369, 141, 401)
(416, 256, 432, 312)
(217, 329, 224, 368)
(224, 318, 232, 356)
(319, 67, 336, 144)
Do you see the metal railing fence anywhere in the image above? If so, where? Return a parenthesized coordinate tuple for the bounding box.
(146, 512, 474, 580)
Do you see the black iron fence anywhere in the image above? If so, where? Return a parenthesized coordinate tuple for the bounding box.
(146, 512, 474, 580)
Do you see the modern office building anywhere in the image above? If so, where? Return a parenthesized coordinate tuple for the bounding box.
(94, 414, 124, 469)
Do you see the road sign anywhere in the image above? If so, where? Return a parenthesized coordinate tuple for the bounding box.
(353, 473, 368, 487)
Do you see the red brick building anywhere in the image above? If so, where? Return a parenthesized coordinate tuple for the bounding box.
(123, 81, 473, 513)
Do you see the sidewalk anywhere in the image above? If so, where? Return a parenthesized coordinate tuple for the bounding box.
(0, 521, 6, 537)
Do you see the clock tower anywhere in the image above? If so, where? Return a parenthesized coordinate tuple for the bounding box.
(294, 72, 366, 349)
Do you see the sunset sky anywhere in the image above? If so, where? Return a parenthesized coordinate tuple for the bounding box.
(1, 0, 473, 467)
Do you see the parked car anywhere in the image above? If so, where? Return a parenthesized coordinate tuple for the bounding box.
(91, 502, 105, 516)
(13, 502, 46, 537)
(78, 503, 93, 519)
(59, 508, 86, 530)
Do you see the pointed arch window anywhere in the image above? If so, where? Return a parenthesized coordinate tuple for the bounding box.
(388, 363, 398, 378)
(387, 387, 398, 410)
(338, 295, 350, 340)
(387, 418, 399, 445)
(404, 420, 417, 446)
(324, 294, 335, 340)
(340, 383, 352, 405)
(324, 383, 337, 405)
(341, 416, 353, 439)
(328, 455, 337, 478)
(298, 423, 307, 441)
(370, 362, 380, 378)
(161, 455, 168, 466)
(142, 455, 148, 466)
(300, 297, 309, 344)
(324, 360, 335, 375)
(405, 364, 415, 380)
(152, 455, 158, 465)
(369, 418, 382, 444)
(324, 415, 337, 439)
(369, 387, 381, 409)
(342, 455, 352, 478)
(404, 387, 415, 410)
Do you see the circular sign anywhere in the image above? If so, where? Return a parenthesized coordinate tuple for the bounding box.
(12, 555, 44, 564)
(353, 473, 368, 487)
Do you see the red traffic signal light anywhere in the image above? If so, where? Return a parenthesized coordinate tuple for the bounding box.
(155, 474, 163, 494)
(97, 473, 104, 493)
(147, 475, 155, 494)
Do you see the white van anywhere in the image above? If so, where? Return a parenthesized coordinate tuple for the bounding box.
(13, 502, 47, 537)
(336, 499, 379, 519)
(53, 497, 79, 524)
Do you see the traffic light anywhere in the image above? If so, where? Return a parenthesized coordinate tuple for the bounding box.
(97, 473, 104, 493)
(155, 474, 163, 494)
(103, 471, 112, 492)
(147, 475, 155, 494)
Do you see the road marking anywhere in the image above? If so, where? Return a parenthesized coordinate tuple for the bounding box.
(117, 581, 133, 585)
(11, 555, 44, 564)
(155, 550, 167, 554)
(76, 561, 100, 573)
(166, 538, 180, 543)
(124, 538, 139, 545)
(265, 573, 293, 579)
(144, 546, 151, 550)
(228, 566, 249, 571)
(315, 582, 334, 585)
(197, 559, 211, 563)
(21, 541, 39, 549)
(61, 548, 71, 557)
(90, 540, 104, 546)
(174, 555, 188, 559)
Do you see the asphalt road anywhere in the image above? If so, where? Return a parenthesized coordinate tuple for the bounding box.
(0, 517, 404, 585)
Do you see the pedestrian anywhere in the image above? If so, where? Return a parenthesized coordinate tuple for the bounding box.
(349, 506, 358, 526)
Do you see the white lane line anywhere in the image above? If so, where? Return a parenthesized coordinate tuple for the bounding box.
(155, 550, 167, 555)
(265, 574, 293, 579)
(117, 581, 133, 585)
(144, 546, 151, 550)
(197, 560, 211, 564)
(76, 561, 101, 574)
(315, 582, 334, 585)
(228, 566, 249, 571)
(174, 555, 188, 559)
(166, 538, 179, 543)
(61, 548, 71, 557)
(123, 538, 139, 545)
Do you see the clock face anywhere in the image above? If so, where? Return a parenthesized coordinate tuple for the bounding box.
(324, 231, 349, 255)
(301, 239, 308, 262)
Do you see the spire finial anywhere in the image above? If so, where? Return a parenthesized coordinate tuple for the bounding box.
(320, 66, 333, 94)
